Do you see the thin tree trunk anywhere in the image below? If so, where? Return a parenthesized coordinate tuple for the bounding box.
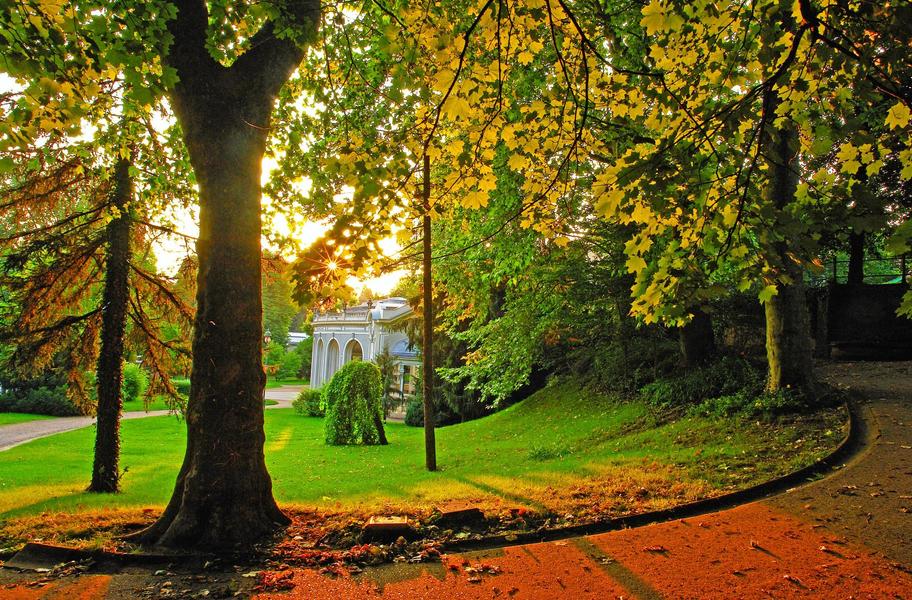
(762, 92, 815, 398)
(847, 230, 865, 286)
(373, 413, 388, 445)
(88, 157, 132, 494)
(678, 308, 716, 368)
(421, 152, 437, 472)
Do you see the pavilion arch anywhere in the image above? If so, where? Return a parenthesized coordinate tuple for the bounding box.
(314, 338, 324, 386)
(343, 338, 363, 365)
(325, 338, 340, 383)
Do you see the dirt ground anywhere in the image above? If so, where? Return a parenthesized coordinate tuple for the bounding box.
(2, 361, 911, 599)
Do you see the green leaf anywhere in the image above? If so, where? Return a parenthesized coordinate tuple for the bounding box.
(758, 285, 778, 304)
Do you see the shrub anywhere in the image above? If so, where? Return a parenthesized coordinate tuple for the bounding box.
(323, 361, 387, 445)
(0, 385, 80, 416)
(121, 363, 148, 403)
(293, 388, 324, 417)
(690, 388, 811, 420)
(277, 351, 303, 380)
(639, 355, 763, 410)
(404, 399, 424, 427)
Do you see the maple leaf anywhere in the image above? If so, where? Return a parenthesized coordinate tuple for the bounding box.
(885, 102, 911, 130)
(641, 1, 667, 36)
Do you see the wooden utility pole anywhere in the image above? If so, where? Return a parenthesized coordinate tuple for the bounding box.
(421, 151, 437, 471)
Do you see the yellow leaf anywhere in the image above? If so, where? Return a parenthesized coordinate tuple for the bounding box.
(841, 160, 860, 175)
(594, 188, 625, 217)
(442, 96, 472, 120)
(885, 102, 911, 130)
(507, 154, 528, 170)
(478, 172, 497, 192)
(835, 142, 857, 163)
(640, 0, 666, 36)
(517, 50, 534, 65)
(432, 69, 455, 93)
(462, 189, 488, 209)
(627, 255, 648, 273)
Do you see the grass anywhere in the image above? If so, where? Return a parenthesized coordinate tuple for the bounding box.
(0, 381, 845, 530)
(174, 377, 307, 391)
(0, 413, 53, 426)
(266, 377, 308, 388)
(122, 397, 277, 413)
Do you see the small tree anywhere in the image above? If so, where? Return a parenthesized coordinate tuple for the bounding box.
(323, 361, 387, 446)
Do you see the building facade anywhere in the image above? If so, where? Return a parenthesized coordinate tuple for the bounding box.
(309, 297, 420, 396)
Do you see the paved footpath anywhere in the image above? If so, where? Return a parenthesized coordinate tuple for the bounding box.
(0, 385, 305, 452)
(1, 364, 910, 598)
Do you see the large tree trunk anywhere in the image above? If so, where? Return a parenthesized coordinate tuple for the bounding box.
(88, 157, 132, 494)
(421, 152, 437, 472)
(130, 0, 318, 550)
(678, 308, 716, 368)
(762, 93, 815, 398)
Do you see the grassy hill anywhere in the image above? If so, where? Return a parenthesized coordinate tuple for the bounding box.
(0, 380, 844, 533)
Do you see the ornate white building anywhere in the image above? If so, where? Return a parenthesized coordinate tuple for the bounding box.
(309, 297, 420, 395)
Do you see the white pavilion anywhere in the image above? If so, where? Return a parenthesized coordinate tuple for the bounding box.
(309, 297, 420, 395)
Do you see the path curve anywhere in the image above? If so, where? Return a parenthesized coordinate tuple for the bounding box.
(0, 385, 306, 452)
(250, 361, 912, 599)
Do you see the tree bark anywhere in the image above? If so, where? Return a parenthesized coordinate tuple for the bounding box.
(88, 157, 133, 494)
(373, 413, 388, 445)
(130, 0, 318, 550)
(421, 152, 437, 472)
(762, 92, 815, 398)
(847, 230, 865, 286)
(678, 308, 716, 368)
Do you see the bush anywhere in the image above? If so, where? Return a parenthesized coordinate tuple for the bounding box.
(323, 361, 387, 445)
(293, 388, 324, 417)
(690, 388, 810, 419)
(0, 385, 80, 416)
(121, 363, 148, 403)
(277, 351, 303, 380)
(404, 399, 424, 427)
(639, 355, 763, 410)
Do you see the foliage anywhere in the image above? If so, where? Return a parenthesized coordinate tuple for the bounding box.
(276, 350, 303, 381)
(172, 378, 191, 397)
(263, 258, 300, 348)
(404, 399, 424, 428)
(0, 385, 79, 417)
(121, 363, 148, 404)
(639, 356, 765, 411)
(291, 333, 313, 379)
(292, 388, 324, 418)
(323, 361, 385, 446)
(373, 347, 399, 415)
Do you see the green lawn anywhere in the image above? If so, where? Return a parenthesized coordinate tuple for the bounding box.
(0, 413, 53, 426)
(266, 377, 308, 388)
(174, 377, 307, 391)
(122, 397, 277, 413)
(0, 382, 844, 521)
